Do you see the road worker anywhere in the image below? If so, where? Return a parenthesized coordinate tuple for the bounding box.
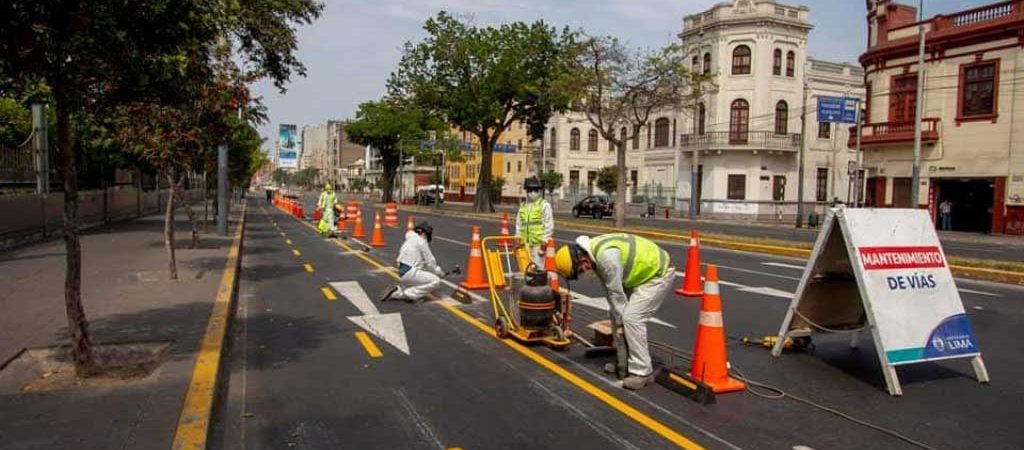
(379, 221, 444, 303)
(316, 183, 337, 236)
(554, 233, 675, 390)
(516, 176, 553, 269)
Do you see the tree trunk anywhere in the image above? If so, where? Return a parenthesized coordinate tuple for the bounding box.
(56, 91, 96, 377)
(203, 171, 209, 233)
(173, 175, 199, 248)
(164, 169, 178, 280)
(615, 141, 627, 228)
(381, 159, 397, 203)
(474, 139, 495, 213)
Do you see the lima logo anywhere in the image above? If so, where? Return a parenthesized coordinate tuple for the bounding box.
(931, 336, 945, 352)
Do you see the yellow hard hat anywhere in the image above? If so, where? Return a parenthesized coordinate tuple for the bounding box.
(324, 183, 333, 191)
(554, 245, 577, 280)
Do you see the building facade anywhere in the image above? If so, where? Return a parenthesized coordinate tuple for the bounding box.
(299, 120, 367, 188)
(444, 123, 540, 201)
(859, 0, 1024, 234)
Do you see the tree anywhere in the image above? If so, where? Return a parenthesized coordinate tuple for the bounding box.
(388, 12, 577, 212)
(345, 99, 441, 202)
(567, 36, 714, 227)
(596, 165, 618, 196)
(491, 176, 506, 203)
(539, 171, 563, 196)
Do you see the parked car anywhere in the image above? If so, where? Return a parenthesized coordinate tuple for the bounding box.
(572, 195, 614, 219)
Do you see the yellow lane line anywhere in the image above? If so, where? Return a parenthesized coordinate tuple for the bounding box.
(292, 249, 301, 257)
(304, 263, 314, 273)
(321, 287, 337, 301)
(354, 331, 384, 358)
(172, 202, 247, 449)
(280, 231, 286, 237)
(286, 239, 293, 245)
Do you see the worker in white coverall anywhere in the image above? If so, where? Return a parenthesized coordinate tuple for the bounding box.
(515, 177, 554, 269)
(379, 221, 444, 303)
(554, 233, 675, 390)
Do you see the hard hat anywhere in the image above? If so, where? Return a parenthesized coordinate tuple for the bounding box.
(324, 183, 333, 191)
(575, 236, 592, 256)
(414, 221, 433, 242)
(523, 177, 542, 191)
(554, 244, 582, 280)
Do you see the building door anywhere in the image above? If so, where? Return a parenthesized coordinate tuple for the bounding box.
(892, 177, 913, 208)
(587, 170, 597, 195)
(772, 175, 786, 201)
(865, 176, 885, 206)
(935, 178, 995, 233)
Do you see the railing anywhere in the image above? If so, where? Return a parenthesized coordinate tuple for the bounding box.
(679, 131, 802, 151)
(847, 118, 940, 147)
(949, 1, 1015, 27)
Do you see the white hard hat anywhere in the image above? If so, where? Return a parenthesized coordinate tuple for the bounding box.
(574, 235, 592, 256)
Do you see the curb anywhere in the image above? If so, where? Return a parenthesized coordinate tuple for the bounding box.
(172, 201, 247, 450)
(399, 205, 1024, 286)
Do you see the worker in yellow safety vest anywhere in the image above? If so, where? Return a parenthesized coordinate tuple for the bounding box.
(554, 233, 675, 390)
(515, 177, 553, 269)
(317, 183, 337, 236)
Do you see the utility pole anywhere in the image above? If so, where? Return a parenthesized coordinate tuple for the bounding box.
(854, 103, 863, 207)
(690, 147, 700, 220)
(217, 144, 228, 235)
(796, 77, 810, 228)
(32, 103, 49, 194)
(910, 0, 927, 208)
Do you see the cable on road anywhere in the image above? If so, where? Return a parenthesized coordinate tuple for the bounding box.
(647, 340, 943, 450)
(792, 308, 866, 334)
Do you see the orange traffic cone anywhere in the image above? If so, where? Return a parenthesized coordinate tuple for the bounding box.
(337, 213, 348, 232)
(313, 207, 322, 221)
(690, 265, 745, 394)
(370, 211, 386, 247)
(406, 215, 415, 233)
(460, 226, 489, 290)
(384, 202, 399, 228)
(675, 230, 704, 297)
(544, 238, 559, 292)
(498, 213, 512, 248)
(352, 208, 366, 239)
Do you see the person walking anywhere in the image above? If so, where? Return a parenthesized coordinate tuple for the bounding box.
(553, 233, 674, 390)
(317, 184, 337, 236)
(516, 177, 554, 269)
(939, 199, 953, 231)
(380, 221, 445, 303)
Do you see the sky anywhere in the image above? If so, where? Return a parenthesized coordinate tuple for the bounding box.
(252, 0, 989, 149)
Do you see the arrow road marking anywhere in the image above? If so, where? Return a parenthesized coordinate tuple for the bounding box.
(330, 281, 410, 355)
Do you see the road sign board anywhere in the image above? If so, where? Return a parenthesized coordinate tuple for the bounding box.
(771, 208, 989, 396)
(818, 96, 859, 124)
(847, 161, 858, 176)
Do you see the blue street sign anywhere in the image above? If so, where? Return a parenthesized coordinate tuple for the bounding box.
(818, 96, 859, 124)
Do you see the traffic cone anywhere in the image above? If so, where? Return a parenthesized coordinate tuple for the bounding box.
(370, 211, 386, 247)
(499, 213, 512, 248)
(352, 208, 366, 239)
(384, 202, 399, 228)
(675, 230, 704, 297)
(460, 226, 489, 290)
(690, 265, 745, 394)
(337, 213, 348, 232)
(313, 207, 322, 221)
(544, 238, 559, 292)
(406, 215, 415, 233)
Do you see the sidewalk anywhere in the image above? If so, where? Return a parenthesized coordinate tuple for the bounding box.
(0, 203, 243, 448)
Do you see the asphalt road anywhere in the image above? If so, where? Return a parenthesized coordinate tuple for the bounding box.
(214, 196, 1024, 449)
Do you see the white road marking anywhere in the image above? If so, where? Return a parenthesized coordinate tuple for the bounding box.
(762, 262, 805, 270)
(330, 281, 410, 355)
(571, 293, 677, 328)
(433, 235, 468, 247)
(958, 287, 1000, 297)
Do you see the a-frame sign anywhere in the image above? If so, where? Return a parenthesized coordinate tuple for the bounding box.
(771, 208, 990, 396)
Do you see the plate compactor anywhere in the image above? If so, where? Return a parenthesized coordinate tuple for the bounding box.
(481, 236, 572, 349)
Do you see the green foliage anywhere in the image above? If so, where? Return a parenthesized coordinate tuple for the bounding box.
(539, 171, 564, 195)
(490, 176, 506, 202)
(596, 166, 618, 195)
(349, 178, 369, 192)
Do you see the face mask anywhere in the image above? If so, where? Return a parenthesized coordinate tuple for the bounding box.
(526, 191, 540, 201)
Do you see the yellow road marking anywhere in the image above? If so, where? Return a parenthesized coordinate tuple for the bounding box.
(668, 372, 698, 390)
(286, 239, 293, 245)
(321, 287, 337, 301)
(354, 331, 384, 358)
(292, 249, 301, 257)
(173, 202, 247, 449)
(304, 263, 314, 273)
(280, 231, 286, 237)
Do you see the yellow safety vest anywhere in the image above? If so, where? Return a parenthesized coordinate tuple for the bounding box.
(590, 233, 670, 289)
(517, 197, 546, 246)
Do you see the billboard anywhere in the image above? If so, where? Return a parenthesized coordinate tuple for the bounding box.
(278, 124, 298, 169)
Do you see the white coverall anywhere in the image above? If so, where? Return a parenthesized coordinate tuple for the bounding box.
(592, 248, 676, 377)
(515, 198, 554, 269)
(392, 231, 444, 301)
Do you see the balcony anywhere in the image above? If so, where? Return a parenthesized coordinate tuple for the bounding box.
(678, 131, 801, 152)
(847, 119, 940, 147)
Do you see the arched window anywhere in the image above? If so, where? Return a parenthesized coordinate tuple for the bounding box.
(773, 49, 782, 76)
(570, 128, 580, 150)
(730, 99, 750, 144)
(732, 45, 751, 75)
(703, 53, 712, 74)
(632, 125, 640, 149)
(692, 55, 699, 73)
(654, 118, 670, 147)
(588, 129, 598, 152)
(775, 100, 789, 135)
(786, 51, 795, 77)
(619, 127, 627, 151)
(549, 128, 556, 151)
(696, 103, 706, 135)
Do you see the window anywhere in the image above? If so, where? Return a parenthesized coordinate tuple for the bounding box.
(569, 170, 580, 187)
(786, 51, 795, 77)
(506, 162, 511, 173)
(672, 119, 677, 146)
(703, 53, 711, 74)
(730, 99, 749, 144)
(570, 128, 580, 150)
(818, 121, 831, 139)
(959, 60, 998, 119)
(588, 129, 598, 152)
(727, 174, 746, 200)
(632, 126, 640, 149)
(732, 45, 751, 75)
(773, 49, 782, 76)
(774, 101, 789, 135)
(517, 161, 522, 172)
(697, 103, 706, 135)
(692, 55, 699, 73)
(816, 168, 828, 202)
(654, 118, 670, 147)
(773, 175, 786, 201)
(517, 139, 522, 151)
(889, 74, 917, 122)
(549, 128, 556, 151)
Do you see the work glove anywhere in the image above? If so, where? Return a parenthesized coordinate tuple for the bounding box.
(435, 266, 445, 276)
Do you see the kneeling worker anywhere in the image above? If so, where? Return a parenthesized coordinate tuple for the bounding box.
(554, 233, 674, 390)
(380, 221, 444, 303)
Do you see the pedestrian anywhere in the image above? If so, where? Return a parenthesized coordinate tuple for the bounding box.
(516, 177, 554, 269)
(553, 233, 674, 390)
(939, 199, 952, 231)
(379, 221, 445, 303)
(317, 183, 337, 236)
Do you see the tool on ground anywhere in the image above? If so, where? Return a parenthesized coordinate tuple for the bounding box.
(460, 226, 490, 290)
(352, 207, 366, 239)
(370, 211, 386, 247)
(483, 236, 572, 349)
(384, 202, 399, 228)
(675, 230, 704, 297)
(740, 335, 811, 351)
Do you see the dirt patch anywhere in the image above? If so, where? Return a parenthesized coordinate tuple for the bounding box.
(0, 341, 172, 393)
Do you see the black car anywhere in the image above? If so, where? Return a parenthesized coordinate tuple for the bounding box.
(572, 195, 614, 219)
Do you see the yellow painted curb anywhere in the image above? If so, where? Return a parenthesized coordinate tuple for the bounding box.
(172, 201, 247, 450)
